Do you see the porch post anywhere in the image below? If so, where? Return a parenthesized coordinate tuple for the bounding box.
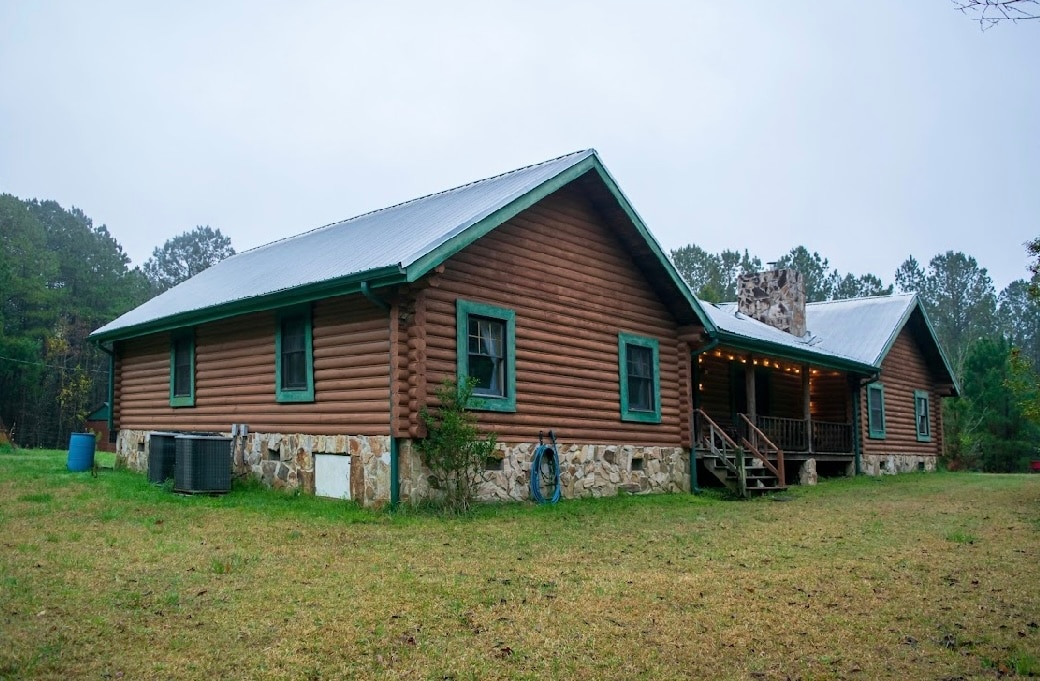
(745, 355, 756, 421)
(802, 364, 812, 453)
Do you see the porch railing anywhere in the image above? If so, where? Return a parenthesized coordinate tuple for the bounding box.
(754, 415, 808, 452)
(812, 420, 854, 453)
(752, 415, 853, 454)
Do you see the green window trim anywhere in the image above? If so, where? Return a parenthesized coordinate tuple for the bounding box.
(275, 305, 315, 403)
(169, 330, 195, 408)
(456, 299, 516, 412)
(618, 332, 661, 424)
(866, 383, 885, 439)
(914, 389, 931, 442)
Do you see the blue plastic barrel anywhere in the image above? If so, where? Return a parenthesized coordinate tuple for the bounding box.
(67, 433, 96, 472)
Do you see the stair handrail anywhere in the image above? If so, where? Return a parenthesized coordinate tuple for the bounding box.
(737, 413, 785, 487)
(694, 409, 744, 474)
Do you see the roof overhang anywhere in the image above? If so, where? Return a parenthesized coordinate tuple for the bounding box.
(88, 265, 406, 343)
(713, 330, 879, 376)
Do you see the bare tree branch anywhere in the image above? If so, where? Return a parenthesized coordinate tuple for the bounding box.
(952, 0, 1040, 30)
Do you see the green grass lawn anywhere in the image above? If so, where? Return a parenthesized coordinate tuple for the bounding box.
(1, 448, 1038, 680)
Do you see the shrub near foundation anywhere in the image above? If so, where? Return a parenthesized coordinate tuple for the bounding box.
(417, 378, 498, 514)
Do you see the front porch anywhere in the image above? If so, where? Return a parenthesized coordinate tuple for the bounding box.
(692, 347, 858, 495)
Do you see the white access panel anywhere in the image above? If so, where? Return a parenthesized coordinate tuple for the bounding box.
(314, 454, 351, 499)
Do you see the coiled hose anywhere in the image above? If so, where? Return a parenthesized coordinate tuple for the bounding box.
(529, 431, 561, 504)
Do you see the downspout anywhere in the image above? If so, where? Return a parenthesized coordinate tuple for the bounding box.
(361, 281, 390, 312)
(96, 342, 116, 437)
(363, 281, 399, 509)
(852, 372, 881, 476)
(687, 337, 720, 494)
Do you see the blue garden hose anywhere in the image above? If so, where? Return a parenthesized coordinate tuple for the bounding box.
(530, 430, 562, 504)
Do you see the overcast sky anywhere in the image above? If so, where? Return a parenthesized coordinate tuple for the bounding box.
(2, 1, 1037, 293)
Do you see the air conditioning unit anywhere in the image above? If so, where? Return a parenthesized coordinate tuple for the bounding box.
(174, 435, 232, 494)
(147, 431, 179, 484)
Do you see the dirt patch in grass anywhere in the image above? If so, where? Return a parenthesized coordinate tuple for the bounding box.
(1, 451, 1038, 679)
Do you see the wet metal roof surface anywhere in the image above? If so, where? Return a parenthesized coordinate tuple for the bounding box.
(700, 294, 920, 370)
(92, 150, 596, 339)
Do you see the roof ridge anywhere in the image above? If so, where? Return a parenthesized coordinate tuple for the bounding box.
(236, 149, 596, 257)
(806, 293, 914, 308)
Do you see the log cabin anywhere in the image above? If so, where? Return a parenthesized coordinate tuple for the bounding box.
(89, 150, 958, 504)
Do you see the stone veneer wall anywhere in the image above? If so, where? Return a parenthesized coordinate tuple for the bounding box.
(860, 452, 937, 476)
(117, 429, 688, 506)
(399, 440, 689, 504)
(736, 268, 807, 337)
(115, 429, 392, 507)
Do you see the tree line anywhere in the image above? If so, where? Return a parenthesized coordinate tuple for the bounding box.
(672, 243, 1040, 472)
(0, 193, 234, 448)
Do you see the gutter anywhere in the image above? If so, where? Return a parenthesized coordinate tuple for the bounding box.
(89, 266, 408, 344)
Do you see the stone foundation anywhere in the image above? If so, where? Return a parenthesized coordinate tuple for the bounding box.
(115, 429, 392, 507)
(117, 429, 688, 507)
(861, 453, 936, 476)
(399, 440, 688, 504)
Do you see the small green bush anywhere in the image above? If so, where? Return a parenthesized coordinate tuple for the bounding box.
(416, 378, 498, 515)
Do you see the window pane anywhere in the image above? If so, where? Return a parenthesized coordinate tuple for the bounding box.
(917, 396, 929, 436)
(281, 317, 307, 390)
(627, 344, 654, 411)
(468, 316, 505, 396)
(868, 388, 884, 432)
(173, 338, 191, 397)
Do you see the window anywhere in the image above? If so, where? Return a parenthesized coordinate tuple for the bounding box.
(618, 333, 661, 423)
(169, 330, 195, 407)
(914, 390, 931, 442)
(456, 299, 515, 412)
(867, 383, 885, 439)
(276, 305, 314, 402)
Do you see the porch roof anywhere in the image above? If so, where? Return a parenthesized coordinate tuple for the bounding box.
(698, 293, 957, 388)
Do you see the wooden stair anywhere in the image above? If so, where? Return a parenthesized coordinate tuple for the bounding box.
(694, 410, 787, 498)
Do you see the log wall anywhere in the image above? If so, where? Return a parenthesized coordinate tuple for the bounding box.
(410, 183, 692, 447)
(114, 295, 391, 435)
(860, 328, 943, 457)
(811, 372, 850, 423)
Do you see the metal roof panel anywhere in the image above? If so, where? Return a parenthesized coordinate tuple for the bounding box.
(91, 150, 596, 338)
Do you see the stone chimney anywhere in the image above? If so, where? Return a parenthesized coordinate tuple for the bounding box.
(736, 268, 807, 337)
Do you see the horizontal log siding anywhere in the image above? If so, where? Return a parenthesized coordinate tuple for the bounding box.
(811, 372, 850, 423)
(421, 185, 688, 445)
(696, 353, 734, 428)
(861, 329, 943, 456)
(115, 296, 390, 435)
(769, 371, 803, 420)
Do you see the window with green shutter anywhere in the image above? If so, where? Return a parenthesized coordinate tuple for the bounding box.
(867, 383, 885, 439)
(914, 390, 931, 442)
(618, 333, 661, 424)
(276, 305, 314, 403)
